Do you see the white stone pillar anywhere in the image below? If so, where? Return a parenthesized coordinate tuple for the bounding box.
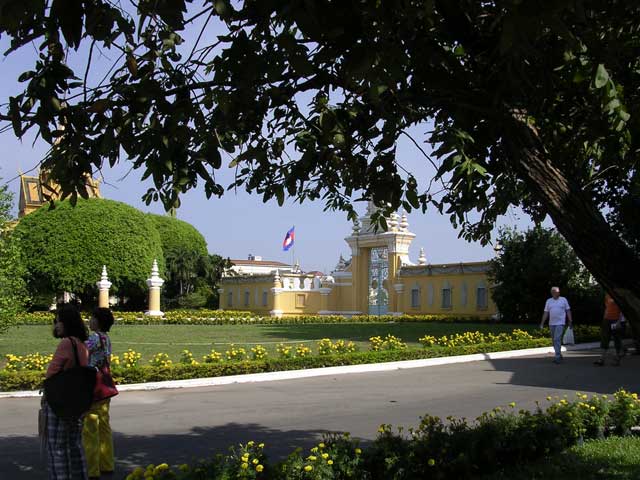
(96, 265, 112, 308)
(146, 259, 164, 317)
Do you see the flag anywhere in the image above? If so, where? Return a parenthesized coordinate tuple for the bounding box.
(282, 226, 295, 251)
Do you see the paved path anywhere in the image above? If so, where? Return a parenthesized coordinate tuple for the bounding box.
(1, 349, 639, 479)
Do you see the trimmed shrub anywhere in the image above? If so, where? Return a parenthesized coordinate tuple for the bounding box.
(1, 338, 553, 391)
(13, 198, 164, 308)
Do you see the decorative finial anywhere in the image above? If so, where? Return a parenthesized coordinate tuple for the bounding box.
(400, 211, 409, 231)
(101, 265, 109, 281)
(151, 259, 160, 277)
(352, 218, 361, 235)
(389, 212, 399, 231)
(418, 247, 427, 265)
(274, 269, 281, 283)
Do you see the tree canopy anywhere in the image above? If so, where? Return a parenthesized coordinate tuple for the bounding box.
(0, 182, 29, 332)
(14, 198, 164, 306)
(1, 1, 639, 325)
(489, 227, 600, 324)
(148, 213, 208, 260)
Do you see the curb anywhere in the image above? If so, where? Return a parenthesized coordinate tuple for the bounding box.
(0, 342, 603, 399)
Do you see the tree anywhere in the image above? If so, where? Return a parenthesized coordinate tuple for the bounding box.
(1, 1, 640, 329)
(489, 227, 601, 324)
(0, 183, 29, 332)
(13, 198, 164, 308)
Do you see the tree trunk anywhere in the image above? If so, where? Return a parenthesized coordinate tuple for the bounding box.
(507, 119, 640, 338)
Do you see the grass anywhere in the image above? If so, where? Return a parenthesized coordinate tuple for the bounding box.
(0, 322, 537, 365)
(481, 436, 640, 480)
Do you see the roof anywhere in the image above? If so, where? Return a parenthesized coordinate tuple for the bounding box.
(305, 270, 325, 277)
(230, 259, 290, 267)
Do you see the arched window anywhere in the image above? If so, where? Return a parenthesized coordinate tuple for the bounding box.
(411, 283, 421, 308)
(441, 281, 453, 309)
(476, 281, 488, 309)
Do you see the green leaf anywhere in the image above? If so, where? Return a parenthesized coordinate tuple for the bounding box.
(594, 64, 609, 89)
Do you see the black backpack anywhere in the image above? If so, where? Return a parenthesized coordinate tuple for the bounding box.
(44, 338, 97, 419)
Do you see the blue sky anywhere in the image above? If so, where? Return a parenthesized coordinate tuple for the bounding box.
(0, 17, 545, 274)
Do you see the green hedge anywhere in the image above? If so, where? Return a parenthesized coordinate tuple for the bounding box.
(124, 390, 640, 480)
(16, 309, 493, 325)
(0, 338, 553, 391)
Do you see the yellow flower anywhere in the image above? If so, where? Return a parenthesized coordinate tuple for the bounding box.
(256, 464, 264, 472)
(308, 455, 317, 461)
(241, 462, 249, 469)
(304, 465, 313, 472)
(318, 442, 325, 449)
(327, 460, 334, 465)
(508, 402, 516, 408)
(252, 459, 259, 465)
(258, 443, 265, 448)
(322, 453, 329, 459)
(428, 458, 436, 467)
(355, 448, 362, 455)
(248, 441, 255, 446)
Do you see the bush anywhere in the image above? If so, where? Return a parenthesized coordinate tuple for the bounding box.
(13, 198, 164, 308)
(1, 337, 553, 391)
(15, 310, 495, 326)
(122, 392, 640, 480)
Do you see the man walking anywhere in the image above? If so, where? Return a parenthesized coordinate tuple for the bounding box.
(540, 286, 573, 364)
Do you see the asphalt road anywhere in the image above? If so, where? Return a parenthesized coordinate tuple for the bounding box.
(1, 349, 639, 479)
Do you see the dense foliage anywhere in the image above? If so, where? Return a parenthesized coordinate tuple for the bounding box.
(2, 1, 640, 328)
(0, 183, 29, 332)
(13, 198, 164, 307)
(126, 391, 640, 480)
(14, 310, 496, 326)
(489, 227, 602, 323)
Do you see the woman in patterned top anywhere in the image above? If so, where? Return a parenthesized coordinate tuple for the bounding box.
(82, 308, 115, 480)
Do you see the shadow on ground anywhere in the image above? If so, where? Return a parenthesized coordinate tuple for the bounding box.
(486, 349, 640, 394)
(0, 423, 355, 480)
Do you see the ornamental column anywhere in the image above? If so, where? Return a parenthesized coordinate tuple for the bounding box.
(96, 265, 112, 308)
(146, 259, 164, 317)
(393, 283, 405, 315)
(270, 270, 283, 317)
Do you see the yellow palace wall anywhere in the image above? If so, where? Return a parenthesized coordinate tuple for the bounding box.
(398, 265, 497, 317)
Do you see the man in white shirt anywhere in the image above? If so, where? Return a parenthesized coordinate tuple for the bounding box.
(540, 286, 573, 364)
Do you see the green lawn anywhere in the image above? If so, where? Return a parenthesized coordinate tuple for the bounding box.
(0, 322, 536, 364)
(481, 436, 640, 480)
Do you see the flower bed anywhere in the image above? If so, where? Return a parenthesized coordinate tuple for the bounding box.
(123, 390, 640, 480)
(0, 326, 601, 391)
(15, 309, 492, 325)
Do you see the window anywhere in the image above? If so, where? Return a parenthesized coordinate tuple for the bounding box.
(262, 290, 268, 307)
(442, 287, 452, 309)
(411, 288, 420, 308)
(227, 291, 233, 307)
(477, 287, 488, 309)
(244, 290, 250, 307)
(296, 294, 306, 308)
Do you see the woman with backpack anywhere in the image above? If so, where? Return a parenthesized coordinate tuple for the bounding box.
(44, 303, 90, 480)
(82, 308, 117, 480)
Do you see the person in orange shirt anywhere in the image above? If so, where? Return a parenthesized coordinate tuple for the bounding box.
(594, 293, 624, 366)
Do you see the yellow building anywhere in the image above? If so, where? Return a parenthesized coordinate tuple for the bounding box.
(18, 169, 101, 218)
(219, 203, 497, 317)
